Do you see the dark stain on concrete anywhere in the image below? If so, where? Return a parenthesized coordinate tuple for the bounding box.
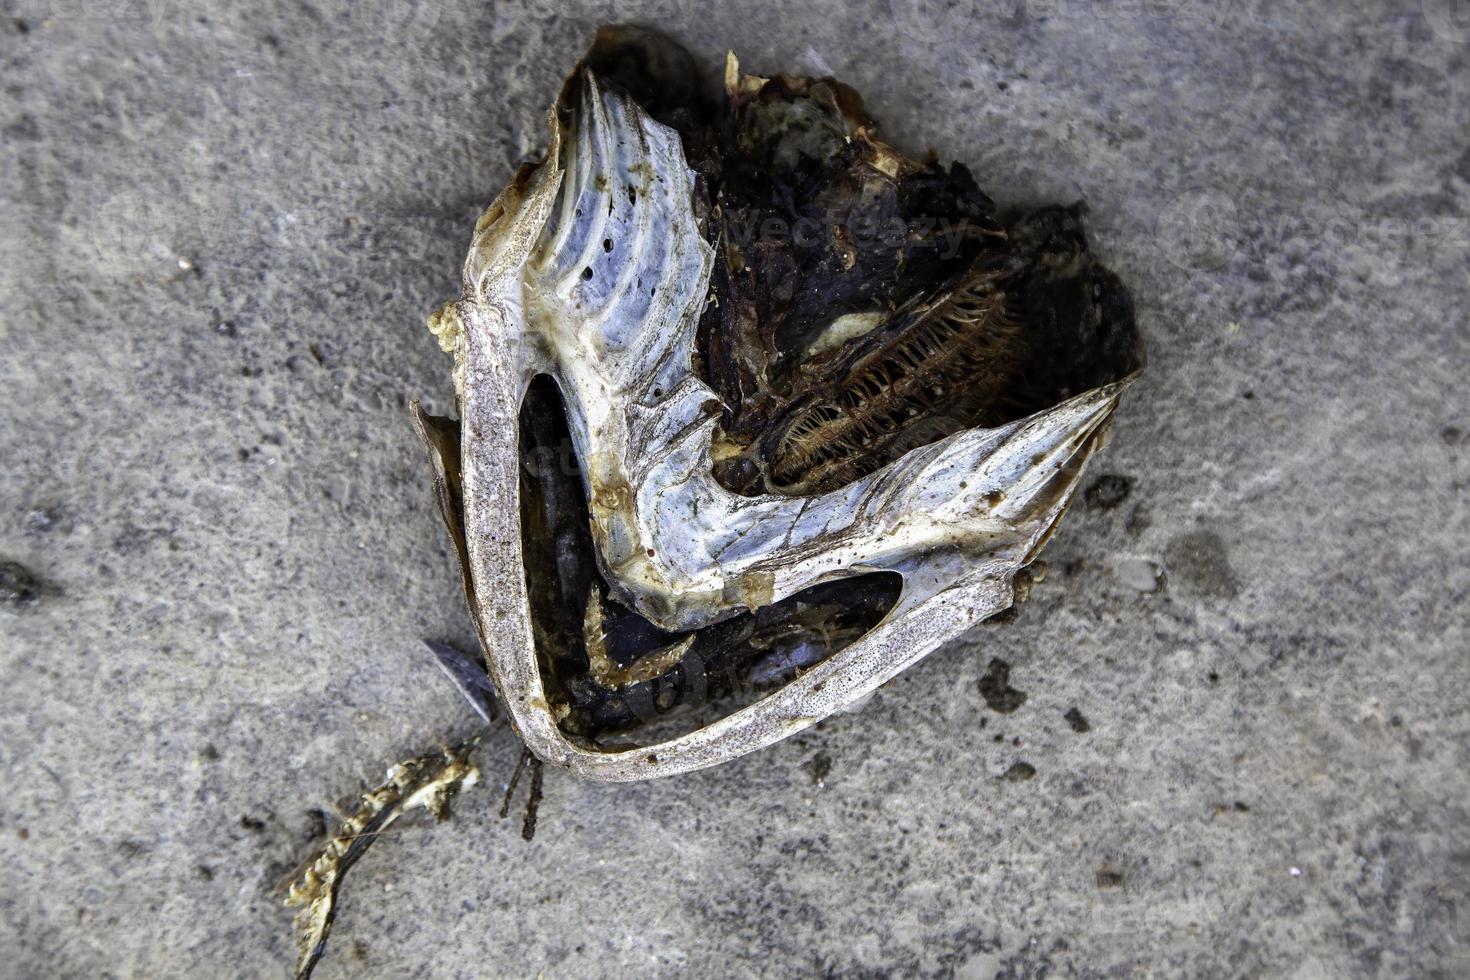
(804, 750, 833, 787)
(1000, 762, 1036, 782)
(978, 658, 1027, 714)
(1165, 530, 1241, 598)
(0, 560, 44, 606)
(1084, 473, 1134, 510)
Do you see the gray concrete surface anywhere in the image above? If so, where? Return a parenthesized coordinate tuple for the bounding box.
(2, 1, 1468, 977)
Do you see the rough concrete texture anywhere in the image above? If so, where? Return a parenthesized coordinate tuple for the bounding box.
(2, 1, 1468, 977)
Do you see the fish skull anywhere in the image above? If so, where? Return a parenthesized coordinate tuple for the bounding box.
(418, 40, 1143, 781)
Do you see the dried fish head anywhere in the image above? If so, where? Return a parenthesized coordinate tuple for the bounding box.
(420, 30, 1143, 780)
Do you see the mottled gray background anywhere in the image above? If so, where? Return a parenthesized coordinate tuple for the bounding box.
(2, 0, 1467, 977)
